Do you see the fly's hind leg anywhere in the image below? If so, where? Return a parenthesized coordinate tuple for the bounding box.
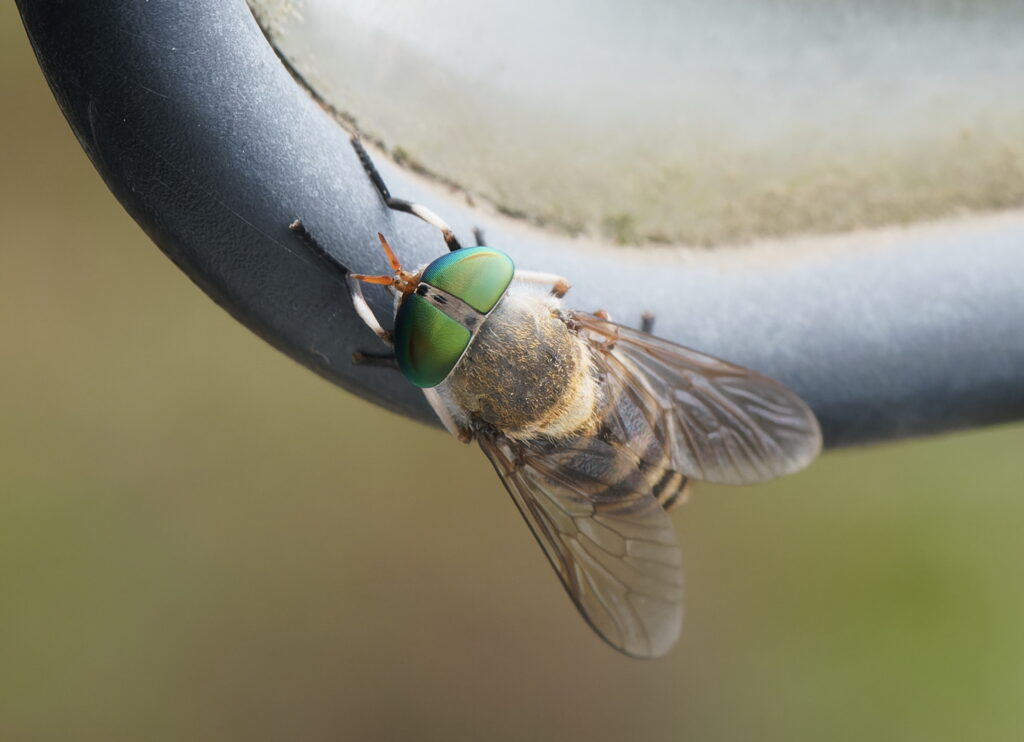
(640, 311, 656, 334)
(351, 137, 463, 252)
(591, 309, 620, 351)
(590, 309, 655, 348)
(596, 308, 656, 334)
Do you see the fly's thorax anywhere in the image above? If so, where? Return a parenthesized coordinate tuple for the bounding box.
(446, 291, 600, 440)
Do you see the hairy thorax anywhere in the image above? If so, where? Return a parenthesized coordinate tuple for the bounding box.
(446, 292, 598, 441)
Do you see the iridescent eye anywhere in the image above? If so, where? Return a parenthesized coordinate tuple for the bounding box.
(421, 247, 514, 314)
(393, 247, 515, 388)
(393, 294, 472, 388)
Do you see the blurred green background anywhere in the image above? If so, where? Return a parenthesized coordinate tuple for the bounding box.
(3, 6, 1024, 741)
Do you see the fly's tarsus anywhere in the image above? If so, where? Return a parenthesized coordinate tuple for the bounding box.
(288, 218, 350, 279)
(352, 350, 399, 369)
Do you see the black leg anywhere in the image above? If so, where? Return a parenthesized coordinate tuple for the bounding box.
(352, 351, 400, 370)
(351, 137, 463, 252)
(640, 311, 656, 334)
(290, 218, 395, 348)
(472, 226, 486, 246)
(289, 218, 349, 278)
(350, 136, 396, 203)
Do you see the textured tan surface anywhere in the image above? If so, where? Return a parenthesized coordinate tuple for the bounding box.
(252, 0, 1024, 245)
(449, 293, 597, 439)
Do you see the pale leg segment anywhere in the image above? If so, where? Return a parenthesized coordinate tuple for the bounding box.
(515, 269, 572, 298)
(288, 219, 397, 360)
(346, 275, 395, 347)
(424, 387, 474, 443)
(351, 137, 463, 252)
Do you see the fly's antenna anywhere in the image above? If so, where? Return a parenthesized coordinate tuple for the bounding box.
(350, 233, 420, 296)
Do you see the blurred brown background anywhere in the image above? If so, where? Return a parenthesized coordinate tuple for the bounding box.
(3, 5, 1024, 741)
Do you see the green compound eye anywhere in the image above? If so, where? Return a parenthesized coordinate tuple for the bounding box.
(421, 247, 514, 314)
(394, 294, 472, 388)
(394, 246, 515, 388)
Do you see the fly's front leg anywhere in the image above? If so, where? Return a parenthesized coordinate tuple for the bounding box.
(515, 269, 572, 299)
(289, 218, 396, 363)
(289, 218, 349, 279)
(346, 274, 394, 348)
(351, 137, 463, 252)
(345, 276, 405, 369)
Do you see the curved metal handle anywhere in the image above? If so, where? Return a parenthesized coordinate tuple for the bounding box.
(18, 0, 1024, 448)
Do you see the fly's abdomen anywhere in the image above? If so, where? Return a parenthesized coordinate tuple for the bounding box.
(521, 430, 688, 512)
(595, 375, 691, 510)
(651, 468, 691, 510)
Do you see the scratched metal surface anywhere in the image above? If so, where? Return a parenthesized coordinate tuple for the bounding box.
(18, 0, 1024, 448)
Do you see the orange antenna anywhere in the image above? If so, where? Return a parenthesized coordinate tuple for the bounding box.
(350, 233, 420, 295)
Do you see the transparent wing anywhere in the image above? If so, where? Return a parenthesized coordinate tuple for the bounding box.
(477, 429, 684, 659)
(572, 311, 822, 485)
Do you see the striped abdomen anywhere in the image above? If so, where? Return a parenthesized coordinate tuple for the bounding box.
(500, 368, 691, 512)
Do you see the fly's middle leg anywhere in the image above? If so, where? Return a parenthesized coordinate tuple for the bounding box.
(515, 270, 571, 298)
